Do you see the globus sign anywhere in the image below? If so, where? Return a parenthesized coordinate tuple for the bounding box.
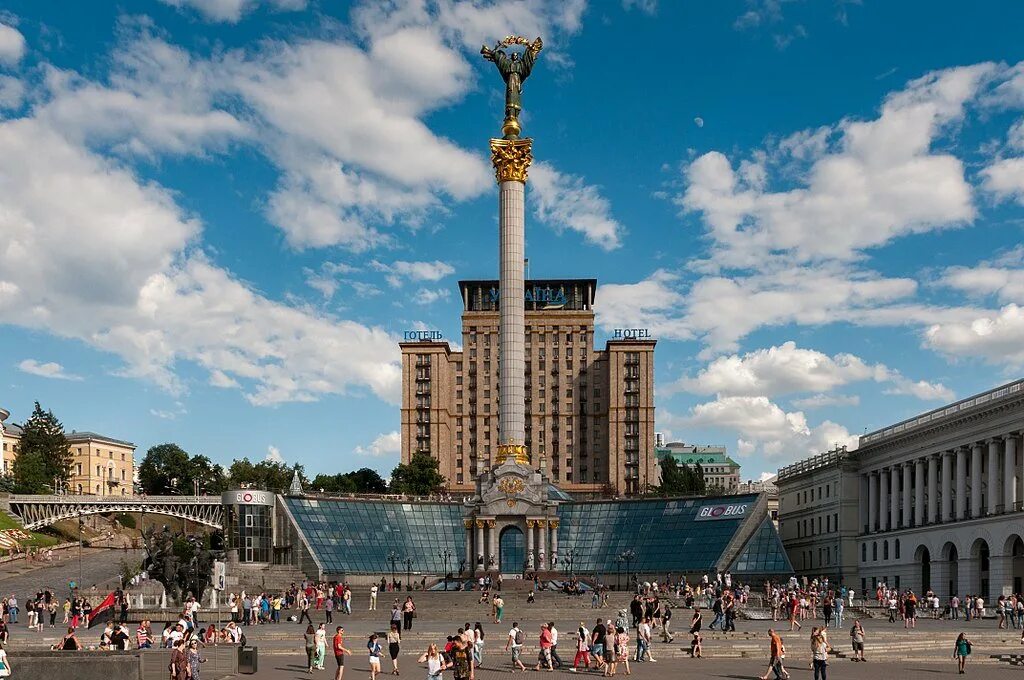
(695, 501, 751, 521)
(221, 490, 274, 507)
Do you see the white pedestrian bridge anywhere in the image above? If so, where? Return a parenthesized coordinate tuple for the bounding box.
(2, 494, 224, 530)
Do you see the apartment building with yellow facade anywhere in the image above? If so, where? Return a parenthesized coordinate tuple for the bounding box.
(1, 407, 136, 496)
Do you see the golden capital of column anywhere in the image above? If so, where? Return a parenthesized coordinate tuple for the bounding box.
(474, 519, 485, 528)
(485, 519, 496, 528)
(549, 519, 559, 529)
(490, 138, 533, 184)
(536, 519, 547, 528)
(496, 443, 530, 465)
(463, 519, 474, 529)
(526, 519, 537, 528)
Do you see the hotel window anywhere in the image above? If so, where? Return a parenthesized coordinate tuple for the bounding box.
(77, 463, 82, 475)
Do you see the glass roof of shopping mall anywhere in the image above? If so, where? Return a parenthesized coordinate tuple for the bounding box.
(283, 493, 792, 578)
(728, 517, 793, 575)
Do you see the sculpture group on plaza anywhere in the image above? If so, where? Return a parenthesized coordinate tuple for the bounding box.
(142, 525, 223, 605)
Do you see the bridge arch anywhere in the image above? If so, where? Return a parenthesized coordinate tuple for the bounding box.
(6, 495, 224, 531)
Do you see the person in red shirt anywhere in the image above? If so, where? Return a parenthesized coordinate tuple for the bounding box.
(333, 626, 351, 680)
(535, 623, 553, 671)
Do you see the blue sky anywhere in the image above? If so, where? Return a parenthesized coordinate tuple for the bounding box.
(1, 0, 1023, 481)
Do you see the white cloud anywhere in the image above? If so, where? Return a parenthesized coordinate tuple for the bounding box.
(679, 64, 992, 267)
(687, 395, 858, 462)
(925, 303, 1024, 367)
(412, 287, 451, 305)
(530, 161, 625, 250)
(37, 34, 250, 158)
(0, 117, 402, 406)
(791, 393, 860, 409)
(622, 0, 657, 14)
(668, 341, 952, 402)
(209, 370, 240, 389)
(159, 0, 306, 23)
(0, 75, 24, 109)
(265, 444, 285, 463)
(17, 359, 83, 381)
(354, 431, 400, 458)
(371, 259, 455, 288)
(0, 22, 25, 65)
(981, 157, 1024, 204)
(595, 270, 692, 340)
(942, 262, 1024, 303)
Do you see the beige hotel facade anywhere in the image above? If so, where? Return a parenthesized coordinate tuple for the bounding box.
(400, 278, 657, 497)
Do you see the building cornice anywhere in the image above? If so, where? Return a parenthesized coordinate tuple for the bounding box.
(856, 388, 1024, 459)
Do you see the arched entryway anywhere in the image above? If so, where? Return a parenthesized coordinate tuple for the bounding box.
(970, 538, 990, 600)
(915, 545, 931, 594)
(1004, 535, 1024, 595)
(942, 542, 959, 598)
(499, 525, 525, 574)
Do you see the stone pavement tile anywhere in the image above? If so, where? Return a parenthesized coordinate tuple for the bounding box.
(243, 654, 1020, 680)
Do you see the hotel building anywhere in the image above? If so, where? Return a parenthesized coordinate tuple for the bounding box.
(399, 278, 657, 497)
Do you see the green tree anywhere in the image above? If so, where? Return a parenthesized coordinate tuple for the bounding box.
(653, 456, 707, 497)
(310, 468, 387, 494)
(11, 449, 51, 493)
(18, 402, 71, 490)
(138, 443, 193, 495)
(190, 455, 228, 494)
(389, 452, 445, 495)
(227, 458, 304, 491)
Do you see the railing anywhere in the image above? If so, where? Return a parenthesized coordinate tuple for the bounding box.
(860, 379, 1024, 445)
(777, 446, 849, 481)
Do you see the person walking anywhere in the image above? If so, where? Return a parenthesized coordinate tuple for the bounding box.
(953, 633, 971, 674)
(570, 622, 590, 672)
(660, 604, 673, 643)
(418, 644, 446, 680)
(315, 623, 328, 670)
(325, 596, 334, 624)
(299, 595, 314, 626)
(403, 597, 416, 631)
(505, 622, 528, 673)
(548, 622, 562, 669)
(810, 627, 830, 680)
(0, 641, 10, 679)
(333, 626, 351, 680)
(493, 596, 504, 625)
(610, 626, 630, 677)
(849, 619, 866, 662)
(368, 633, 383, 680)
(385, 623, 401, 676)
(534, 623, 553, 672)
(305, 624, 317, 674)
(471, 623, 485, 667)
(758, 628, 789, 680)
(187, 639, 207, 680)
(370, 585, 378, 611)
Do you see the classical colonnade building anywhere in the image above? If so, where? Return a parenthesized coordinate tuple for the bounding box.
(779, 379, 1024, 600)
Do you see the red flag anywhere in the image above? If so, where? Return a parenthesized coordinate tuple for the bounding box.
(87, 592, 117, 628)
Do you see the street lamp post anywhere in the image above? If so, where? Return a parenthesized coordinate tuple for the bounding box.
(437, 549, 452, 591)
(403, 557, 413, 592)
(616, 554, 624, 591)
(78, 510, 83, 590)
(564, 547, 577, 580)
(620, 549, 636, 592)
(387, 551, 397, 590)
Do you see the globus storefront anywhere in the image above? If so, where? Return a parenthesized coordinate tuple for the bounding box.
(221, 489, 274, 564)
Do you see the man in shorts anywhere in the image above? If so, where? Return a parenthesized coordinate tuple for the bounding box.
(505, 621, 528, 672)
(589, 618, 606, 672)
(333, 626, 350, 680)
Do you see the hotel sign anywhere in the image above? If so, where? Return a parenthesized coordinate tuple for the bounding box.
(404, 330, 444, 341)
(695, 501, 751, 521)
(488, 285, 568, 306)
(612, 328, 652, 339)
